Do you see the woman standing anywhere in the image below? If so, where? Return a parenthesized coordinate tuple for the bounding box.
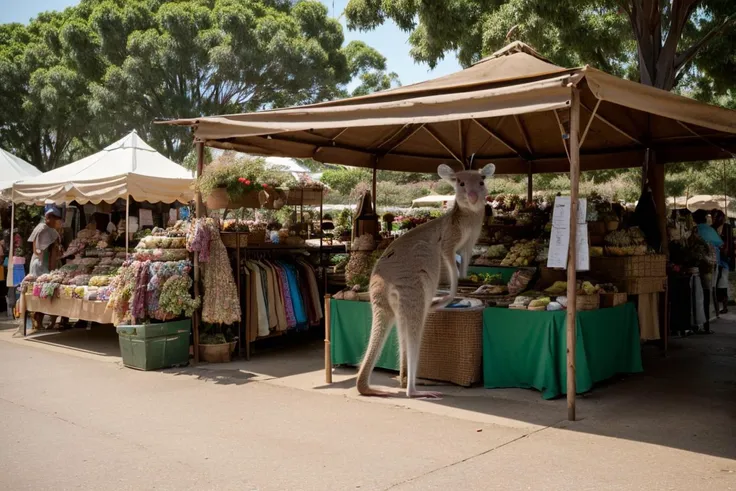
(711, 209, 732, 314)
(28, 205, 64, 330)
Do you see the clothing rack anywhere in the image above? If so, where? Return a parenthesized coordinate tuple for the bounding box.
(230, 245, 323, 359)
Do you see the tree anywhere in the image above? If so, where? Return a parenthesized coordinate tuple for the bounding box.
(345, 0, 736, 92)
(0, 0, 400, 170)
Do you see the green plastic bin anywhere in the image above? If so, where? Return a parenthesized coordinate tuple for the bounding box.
(116, 319, 191, 371)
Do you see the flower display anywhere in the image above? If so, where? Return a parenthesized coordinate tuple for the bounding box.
(159, 275, 201, 318)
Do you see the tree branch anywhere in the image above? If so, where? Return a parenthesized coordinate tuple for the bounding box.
(675, 13, 736, 72)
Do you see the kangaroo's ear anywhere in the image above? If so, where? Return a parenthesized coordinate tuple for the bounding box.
(437, 164, 456, 182)
(480, 163, 496, 178)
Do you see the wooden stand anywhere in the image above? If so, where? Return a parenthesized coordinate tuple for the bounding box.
(324, 294, 332, 383)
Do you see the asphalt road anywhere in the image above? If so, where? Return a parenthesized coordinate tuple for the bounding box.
(1, 333, 734, 491)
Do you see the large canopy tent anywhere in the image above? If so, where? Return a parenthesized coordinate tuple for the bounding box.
(12, 131, 194, 206)
(0, 148, 41, 195)
(163, 41, 736, 421)
(7, 131, 195, 286)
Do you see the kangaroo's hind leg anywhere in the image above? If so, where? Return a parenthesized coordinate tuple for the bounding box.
(356, 295, 396, 397)
(395, 295, 443, 400)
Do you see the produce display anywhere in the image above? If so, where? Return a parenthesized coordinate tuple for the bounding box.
(604, 227, 647, 256)
(500, 240, 537, 267)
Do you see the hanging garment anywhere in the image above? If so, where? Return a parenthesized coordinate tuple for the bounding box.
(246, 261, 270, 337)
(258, 262, 279, 331)
(190, 218, 240, 325)
(281, 262, 307, 327)
(638, 293, 660, 341)
(263, 260, 288, 330)
(273, 263, 297, 328)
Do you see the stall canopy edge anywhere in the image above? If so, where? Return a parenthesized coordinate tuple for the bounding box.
(160, 41, 736, 176)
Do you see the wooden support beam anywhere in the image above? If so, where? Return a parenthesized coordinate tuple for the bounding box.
(459, 120, 466, 165)
(580, 102, 642, 145)
(423, 126, 463, 164)
(527, 162, 533, 203)
(193, 140, 205, 364)
(330, 127, 349, 144)
(385, 124, 425, 156)
(324, 294, 332, 383)
(579, 99, 600, 149)
(566, 87, 581, 422)
(374, 124, 409, 150)
(514, 114, 534, 156)
(553, 110, 572, 164)
(472, 118, 528, 159)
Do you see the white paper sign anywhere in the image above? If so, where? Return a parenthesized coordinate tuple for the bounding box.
(139, 209, 154, 227)
(547, 197, 589, 271)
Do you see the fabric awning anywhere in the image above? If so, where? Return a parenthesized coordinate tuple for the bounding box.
(12, 131, 195, 205)
(162, 42, 736, 175)
(0, 148, 41, 193)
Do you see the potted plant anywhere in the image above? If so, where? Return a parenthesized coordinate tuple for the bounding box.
(195, 152, 291, 209)
(199, 324, 238, 363)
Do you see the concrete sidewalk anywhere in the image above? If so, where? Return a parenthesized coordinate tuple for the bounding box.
(1, 319, 735, 490)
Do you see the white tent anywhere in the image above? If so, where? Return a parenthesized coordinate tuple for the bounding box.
(411, 195, 455, 207)
(0, 148, 41, 193)
(12, 131, 194, 205)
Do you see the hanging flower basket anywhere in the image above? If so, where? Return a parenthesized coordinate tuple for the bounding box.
(206, 187, 262, 210)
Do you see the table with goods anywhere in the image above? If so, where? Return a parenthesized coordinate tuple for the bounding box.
(21, 222, 200, 371)
(327, 193, 656, 397)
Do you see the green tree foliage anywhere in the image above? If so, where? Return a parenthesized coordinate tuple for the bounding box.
(0, 0, 400, 171)
(345, 0, 735, 92)
(321, 167, 371, 195)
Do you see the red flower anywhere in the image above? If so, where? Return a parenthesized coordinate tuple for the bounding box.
(238, 177, 245, 183)
(262, 183, 268, 188)
(244, 179, 251, 185)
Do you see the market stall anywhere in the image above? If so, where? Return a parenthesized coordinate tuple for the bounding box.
(10, 131, 196, 347)
(164, 41, 736, 419)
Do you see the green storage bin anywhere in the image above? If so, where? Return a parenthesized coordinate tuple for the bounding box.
(117, 319, 191, 371)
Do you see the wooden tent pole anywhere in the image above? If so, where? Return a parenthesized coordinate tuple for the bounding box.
(125, 194, 130, 256)
(193, 141, 205, 363)
(567, 87, 581, 422)
(324, 294, 332, 383)
(527, 162, 533, 203)
(372, 163, 377, 214)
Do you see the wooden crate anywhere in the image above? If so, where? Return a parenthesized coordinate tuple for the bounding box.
(617, 277, 666, 295)
(600, 292, 628, 308)
(590, 255, 666, 281)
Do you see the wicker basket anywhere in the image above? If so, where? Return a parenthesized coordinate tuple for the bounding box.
(220, 232, 248, 249)
(618, 277, 666, 294)
(205, 188, 262, 210)
(600, 292, 628, 308)
(576, 293, 600, 311)
(286, 186, 324, 206)
(412, 307, 484, 387)
(247, 229, 267, 245)
(591, 255, 666, 280)
(198, 341, 237, 363)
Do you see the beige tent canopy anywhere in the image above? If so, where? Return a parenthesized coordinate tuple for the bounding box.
(164, 42, 736, 176)
(12, 131, 194, 205)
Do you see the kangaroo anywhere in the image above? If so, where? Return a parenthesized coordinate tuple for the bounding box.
(356, 162, 495, 399)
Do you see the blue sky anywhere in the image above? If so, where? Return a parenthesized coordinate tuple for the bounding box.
(1, 0, 462, 88)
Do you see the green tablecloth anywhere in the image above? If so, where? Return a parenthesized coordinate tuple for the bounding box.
(483, 303, 643, 399)
(467, 266, 523, 282)
(330, 299, 643, 399)
(331, 300, 399, 370)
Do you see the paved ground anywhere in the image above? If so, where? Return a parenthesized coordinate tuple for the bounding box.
(1, 317, 735, 490)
